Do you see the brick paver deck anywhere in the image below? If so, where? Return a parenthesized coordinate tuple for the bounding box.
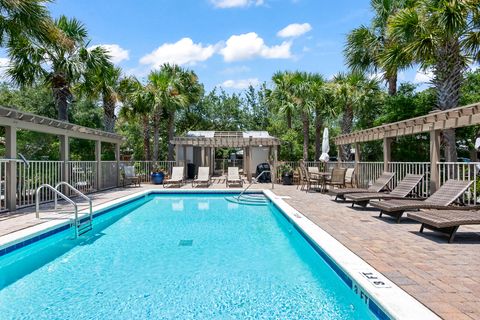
(1, 181, 479, 319)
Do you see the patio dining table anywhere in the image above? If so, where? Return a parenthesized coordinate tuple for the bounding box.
(309, 172, 331, 192)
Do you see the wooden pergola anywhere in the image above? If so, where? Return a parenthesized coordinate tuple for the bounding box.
(171, 131, 280, 182)
(0, 106, 124, 211)
(334, 102, 480, 192)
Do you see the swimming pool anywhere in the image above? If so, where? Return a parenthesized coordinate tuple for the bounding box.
(0, 191, 437, 319)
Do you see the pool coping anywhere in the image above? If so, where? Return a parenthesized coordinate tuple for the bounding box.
(0, 189, 440, 320)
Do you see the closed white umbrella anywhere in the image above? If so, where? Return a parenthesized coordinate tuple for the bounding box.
(319, 128, 330, 162)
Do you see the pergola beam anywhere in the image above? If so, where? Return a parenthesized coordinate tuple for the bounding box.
(335, 102, 480, 146)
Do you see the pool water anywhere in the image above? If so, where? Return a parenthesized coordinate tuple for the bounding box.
(0, 194, 374, 319)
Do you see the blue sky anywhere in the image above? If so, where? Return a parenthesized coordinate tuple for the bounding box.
(44, 0, 429, 92)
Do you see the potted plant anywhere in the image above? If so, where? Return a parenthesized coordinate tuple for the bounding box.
(279, 164, 294, 185)
(151, 165, 166, 184)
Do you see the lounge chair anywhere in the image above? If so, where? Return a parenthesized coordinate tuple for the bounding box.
(329, 172, 395, 201)
(122, 166, 141, 187)
(407, 209, 480, 243)
(344, 168, 355, 188)
(192, 167, 211, 187)
(346, 174, 423, 208)
(226, 167, 243, 187)
(370, 179, 473, 222)
(163, 166, 184, 188)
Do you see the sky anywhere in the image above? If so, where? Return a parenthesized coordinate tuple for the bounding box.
(24, 1, 435, 91)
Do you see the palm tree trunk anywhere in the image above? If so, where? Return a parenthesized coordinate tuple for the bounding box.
(52, 73, 70, 122)
(286, 109, 292, 129)
(301, 110, 309, 160)
(103, 96, 116, 133)
(387, 71, 397, 96)
(142, 114, 151, 161)
(314, 107, 323, 160)
(167, 110, 175, 161)
(340, 104, 354, 161)
(434, 40, 463, 162)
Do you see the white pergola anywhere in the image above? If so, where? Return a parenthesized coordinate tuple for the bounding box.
(171, 131, 280, 182)
(0, 106, 124, 211)
(334, 101, 480, 192)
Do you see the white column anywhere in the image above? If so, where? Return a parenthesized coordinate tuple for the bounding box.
(5, 126, 17, 211)
(59, 135, 69, 184)
(95, 140, 102, 190)
(115, 143, 121, 187)
(383, 137, 392, 172)
(430, 130, 441, 193)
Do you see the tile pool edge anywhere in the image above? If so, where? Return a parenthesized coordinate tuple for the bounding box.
(263, 190, 440, 320)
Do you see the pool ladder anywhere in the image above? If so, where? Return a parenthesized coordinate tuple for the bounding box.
(35, 182, 93, 238)
(225, 170, 270, 205)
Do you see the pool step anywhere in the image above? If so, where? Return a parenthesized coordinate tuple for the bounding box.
(77, 219, 92, 236)
(225, 194, 269, 206)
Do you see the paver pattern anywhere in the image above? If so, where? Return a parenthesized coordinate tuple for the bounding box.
(1, 180, 479, 319)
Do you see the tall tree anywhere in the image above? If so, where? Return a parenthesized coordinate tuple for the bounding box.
(386, 0, 480, 161)
(119, 76, 154, 160)
(345, 0, 410, 95)
(7, 15, 109, 121)
(79, 63, 122, 132)
(0, 0, 60, 48)
(267, 71, 296, 129)
(331, 72, 381, 160)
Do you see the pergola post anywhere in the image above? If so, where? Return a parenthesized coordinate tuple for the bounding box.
(354, 142, 361, 187)
(383, 137, 392, 172)
(59, 135, 69, 185)
(5, 126, 17, 211)
(200, 147, 205, 167)
(175, 144, 181, 166)
(430, 129, 441, 193)
(245, 147, 251, 183)
(95, 140, 102, 191)
(115, 143, 121, 187)
(272, 146, 277, 189)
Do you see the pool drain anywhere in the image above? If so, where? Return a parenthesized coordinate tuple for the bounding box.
(178, 240, 193, 246)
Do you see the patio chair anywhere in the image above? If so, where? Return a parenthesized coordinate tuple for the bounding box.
(329, 172, 395, 201)
(303, 166, 323, 192)
(370, 179, 474, 223)
(192, 166, 211, 188)
(163, 166, 185, 188)
(122, 166, 141, 187)
(407, 209, 480, 243)
(344, 168, 355, 188)
(323, 167, 347, 191)
(226, 167, 243, 187)
(346, 174, 423, 208)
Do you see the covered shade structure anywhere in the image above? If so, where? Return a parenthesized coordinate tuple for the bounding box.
(171, 131, 280, 183)
(334, 101, 480, 192)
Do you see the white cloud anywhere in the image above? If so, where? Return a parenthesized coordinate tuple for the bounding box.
(211, 0, 264, 8)
(219, 78, 260, 89)
(277, 23, 312, 38)
(220, 32, 292, 62)
(140, 38, 216, 67)
(414, 69, 434, 84)
(90, 44, 129, 64)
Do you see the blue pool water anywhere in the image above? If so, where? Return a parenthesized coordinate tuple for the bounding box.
(0, 193, 375, 319)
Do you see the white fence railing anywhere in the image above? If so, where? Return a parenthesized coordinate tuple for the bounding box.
(387, 162, 430, 197)
(438, 162, 479, 205)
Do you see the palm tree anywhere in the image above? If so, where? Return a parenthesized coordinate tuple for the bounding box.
(165, 67, 203, 161)
(386, 0, 480, 161)
(7, 15, 109, 121)
(267, 71, 296, 129)
(345, 0, 410, 95)
(331, 72, 380, 160)
(119, 76, 154, 160)
(79, 63, 122, 132)
(0, 0, 60, 48)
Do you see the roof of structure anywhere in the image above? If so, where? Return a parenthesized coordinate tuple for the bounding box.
(173, 131, 280, 147)
(0, 106, 124, 143)
(335, 102, 480, 145)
